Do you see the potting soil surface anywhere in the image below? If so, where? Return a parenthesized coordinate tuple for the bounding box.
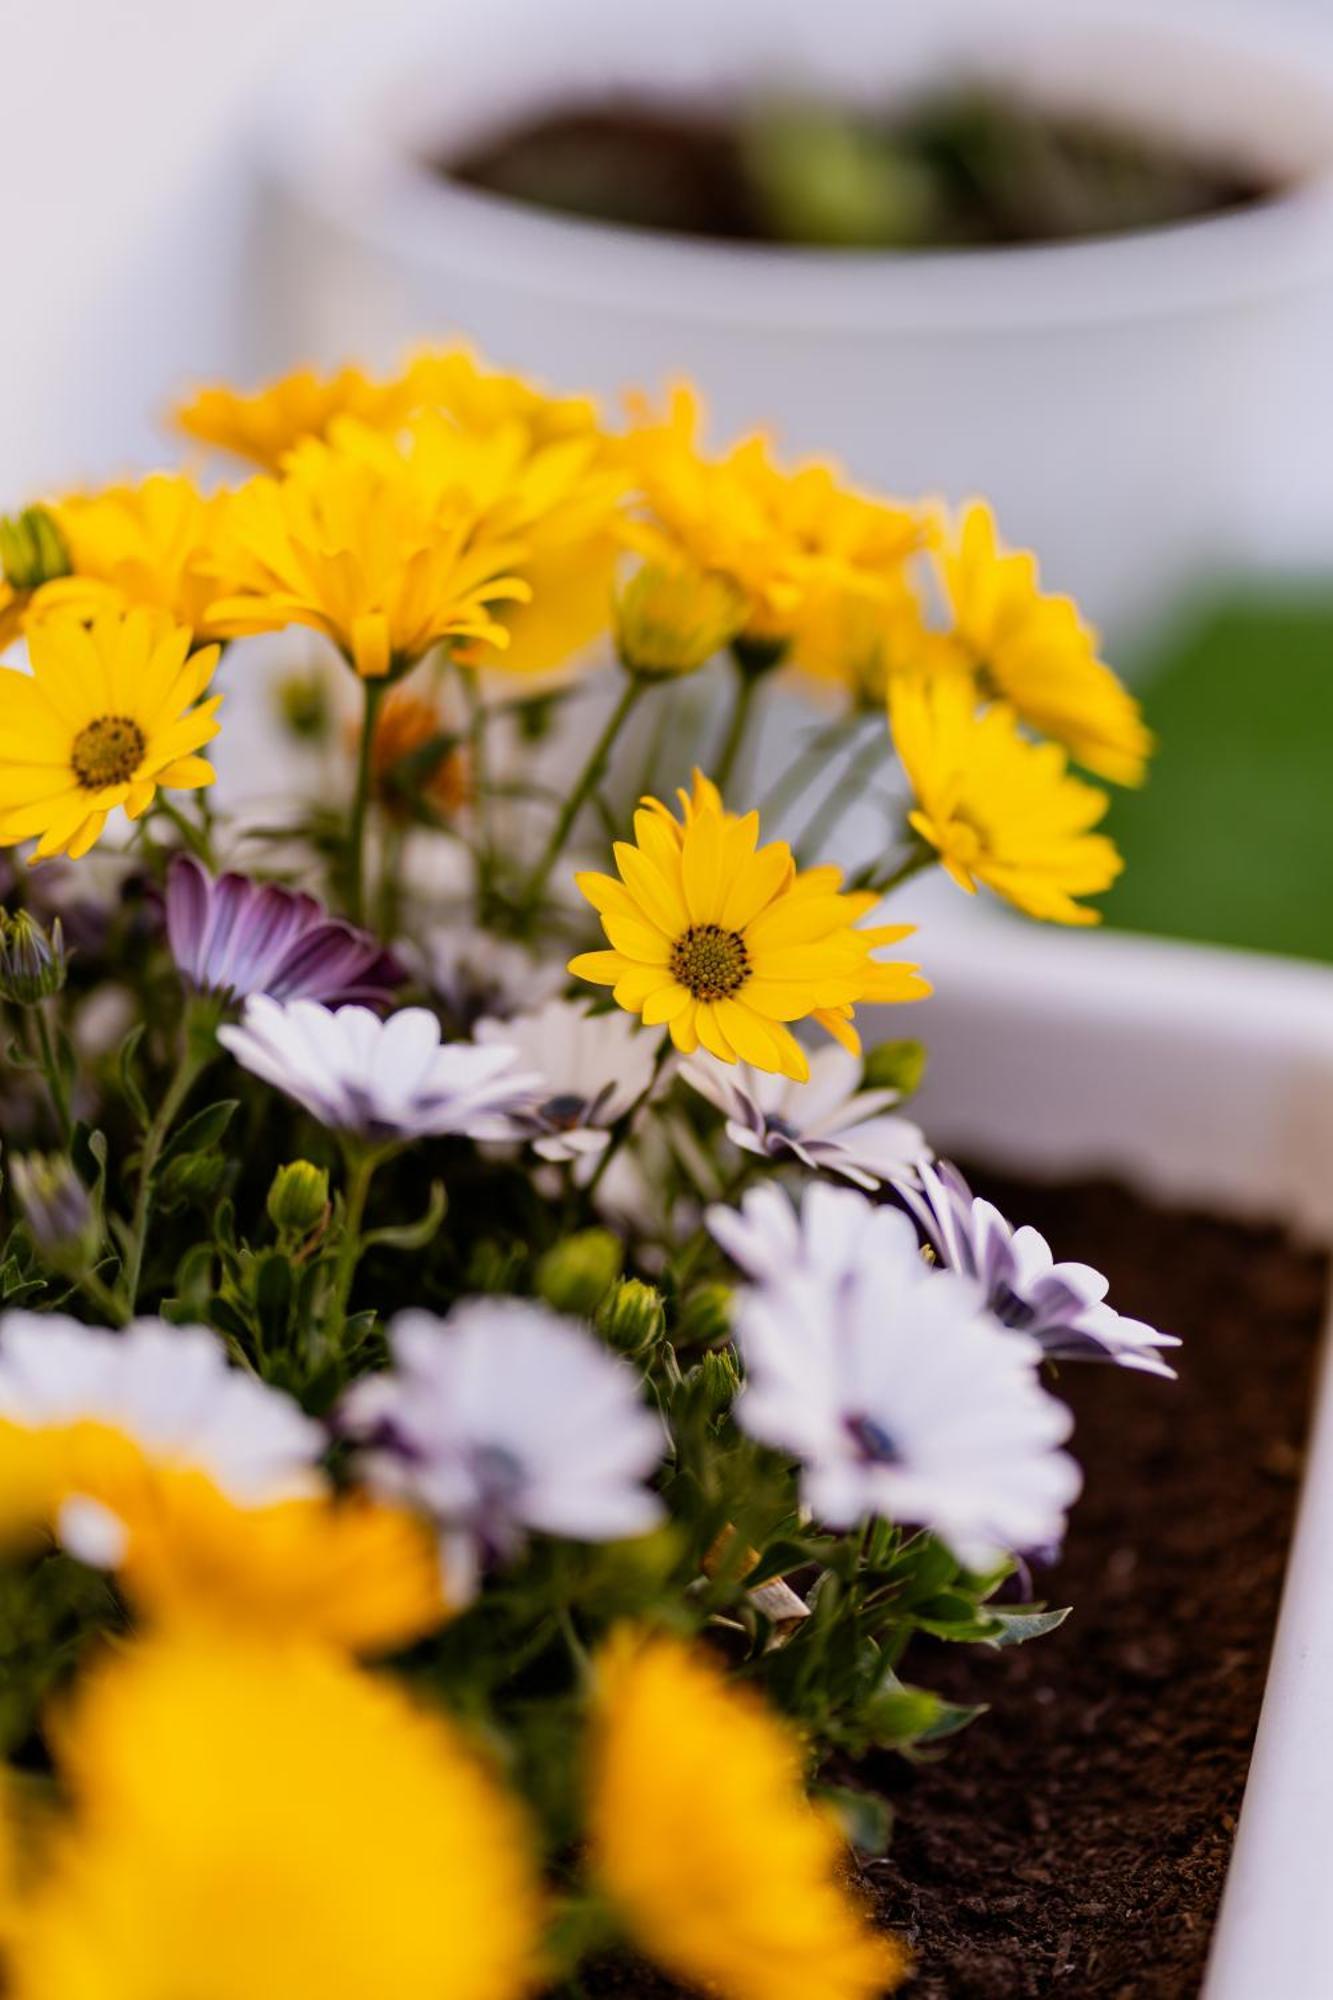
(575, 1173, 1327, 1999)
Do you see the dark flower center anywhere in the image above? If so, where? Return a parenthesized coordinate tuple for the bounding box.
(70, 715, 145, 790)
(844, 1412, 903, 1465)
(670, 922, 749, 1001)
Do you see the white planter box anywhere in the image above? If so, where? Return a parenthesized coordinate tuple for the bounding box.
(906, 911, 1333, 1998)
(257, 0, 1333, 638)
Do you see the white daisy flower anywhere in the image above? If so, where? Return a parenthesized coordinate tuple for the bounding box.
(895, 1161, 1180, 1378)
(339, 1298, 666, 1600)
(422, 923, 565, 1028)
(707, 1177, 921, 1291)
(0, 1314, 325, 1567)
(716, 1190, 1080, 1567)
(682, 1044, 928, 1191)
(218, 996, 543, 1143)
(475, 999, 662, 1163)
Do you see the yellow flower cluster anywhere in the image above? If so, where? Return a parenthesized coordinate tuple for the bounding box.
(0, 345, 1144, 922)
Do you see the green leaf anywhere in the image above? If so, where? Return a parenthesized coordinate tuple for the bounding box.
(117, 1024, 149, 1128)
(862, 1683, 945, 1748)
(745, 1538, 827, 1587)
(816, 1785, 893, 1856)
(159, 1099, 238, 1168)
(861, 1038, 927, 1099)
(361, 1180, 447, 1254)
(918, 1698, 989, 1743)
(984, 1605, 1071, 1647)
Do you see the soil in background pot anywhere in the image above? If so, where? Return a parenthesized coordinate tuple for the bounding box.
(575, 1175, 1326, 2000)
(445, 89, 1276, 251)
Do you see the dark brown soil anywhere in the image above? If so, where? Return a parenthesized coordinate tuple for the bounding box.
(445, 92, 1274, 251)
(577, 1174, 1326, 1999)
(875, 1172, 1326, 1999)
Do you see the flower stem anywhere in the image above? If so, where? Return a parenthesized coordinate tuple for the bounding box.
(757, 712, 867, 828)
(796, 729, 887, 869)
(122, 1036, 209, 1314)
(523, 677, 646, 915)
(582, 1035, 672, 1203)
(712, 669, 760, 793)
(855, 844, 937, 898)
(31, 1005, 71, 1145)
(324, 1144, 382, 1356)
(347, 677, 387, 929)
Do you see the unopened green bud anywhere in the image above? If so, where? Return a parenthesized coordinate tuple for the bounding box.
(861, 1038, 926, 1100)
(615, 563, 745, 681)
(0, 910, 67, 1005)
(535, 1228, 622, 1317)
(597, 1277, 666, 1358)
(0, 506, 70, 591)
(266, 1160, 330, 1239)
(731, 632, 789, 680)
(273, 669, 332, 743)
(675, 1281, 733, 1351)
(10, 1153, 97, 1270)
(159, 1149, 228, 1210)
(694, 1345, 742, 1418)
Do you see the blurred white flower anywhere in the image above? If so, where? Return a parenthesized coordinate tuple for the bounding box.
(682, 1044, 927, 1190)
(476, 999, 661, 1163)
(339, 1298, 666, 1599)
(896, 1161, 1180, 1377)
(707, 1177, 921, 1290)
(218, 997, 541, 1143)
(422, 923, 565, 1029)
(0, 1315, 324, 1566)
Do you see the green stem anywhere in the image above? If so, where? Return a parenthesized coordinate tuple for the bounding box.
(757, 713, 867, 828)
(523, 677, 646, 914)
(347, 677, 386, 929)
(712, 670, 759, 793)
(77, 1266, 128, 1327)
(122, 1038, 209, 1313)
(583, 1035, 672, 1203)
(796, 730, 887, 869)
(31, 1005, 71, 1145)
(325, 1145, 383, 1354)
(856, 844, 937, 898)
(457, 665, 495, 914)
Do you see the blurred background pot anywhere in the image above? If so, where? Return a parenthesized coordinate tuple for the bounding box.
(259, 0, 1333, 646)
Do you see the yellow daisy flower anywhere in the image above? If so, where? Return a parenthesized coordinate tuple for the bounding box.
(325, 411, 627, 680)
(586, 1628, 908, 2000)
(793, 567, 971, 709)
(569, 770, 928, 1081)
(891, 674, 1124, 926)
(203, 430, 532, 680)
(32, 475, 230, 643)
(627, 385, 926, 651)
(938, 500, 1153, 786)
(173, 362, 415, 470)
(399, 343, 603, 446)
(11, 1633, 544, 2000)
(0, 610, 221, 860)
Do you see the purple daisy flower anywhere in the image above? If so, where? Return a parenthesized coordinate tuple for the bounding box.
(893, 1159, 1180, 1378)
(165, 855, 401, 1008)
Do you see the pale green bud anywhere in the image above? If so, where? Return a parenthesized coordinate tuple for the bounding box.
(535, 1228, 622, 1317)
(597, 1277, 666, 1358)
(10, 1153, 97, 1270)
(0, 506, 70, 591)
(266, 1160, 331, 1239)
(614, 564, 745, 680)
(675, 1281, 733, 1351)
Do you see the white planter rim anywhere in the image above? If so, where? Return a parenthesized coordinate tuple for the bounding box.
(266, 0, 1333, 337)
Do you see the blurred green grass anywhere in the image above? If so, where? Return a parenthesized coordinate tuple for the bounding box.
(1100, 588, 1333, 962)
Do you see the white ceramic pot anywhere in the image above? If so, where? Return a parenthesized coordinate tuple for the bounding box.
(258, 0, 1333, 642)
(904, 912, 1333, 1998)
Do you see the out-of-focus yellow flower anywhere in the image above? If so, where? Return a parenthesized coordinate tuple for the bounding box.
(400, 344, 602, 446)
(173, 364, 416, 470)
(0, 1414, 446, 1651)
(613, 562, 746, 678)
(570, 769, 927, 1079)
(331, 411, 627, 680)
(203, 429, 532, 679)
(627, 386, 925, 652)
(937, 500, 1152, 786)
(0, 611, 220, 860)
(10, 1633, 544, 2000)
(31, 476, 231, 644)
(586, 1628, 907, 2000)
(891, 674, 1123, 925)
(366, 681, 469, 820)
(793, 568, 970, 708)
